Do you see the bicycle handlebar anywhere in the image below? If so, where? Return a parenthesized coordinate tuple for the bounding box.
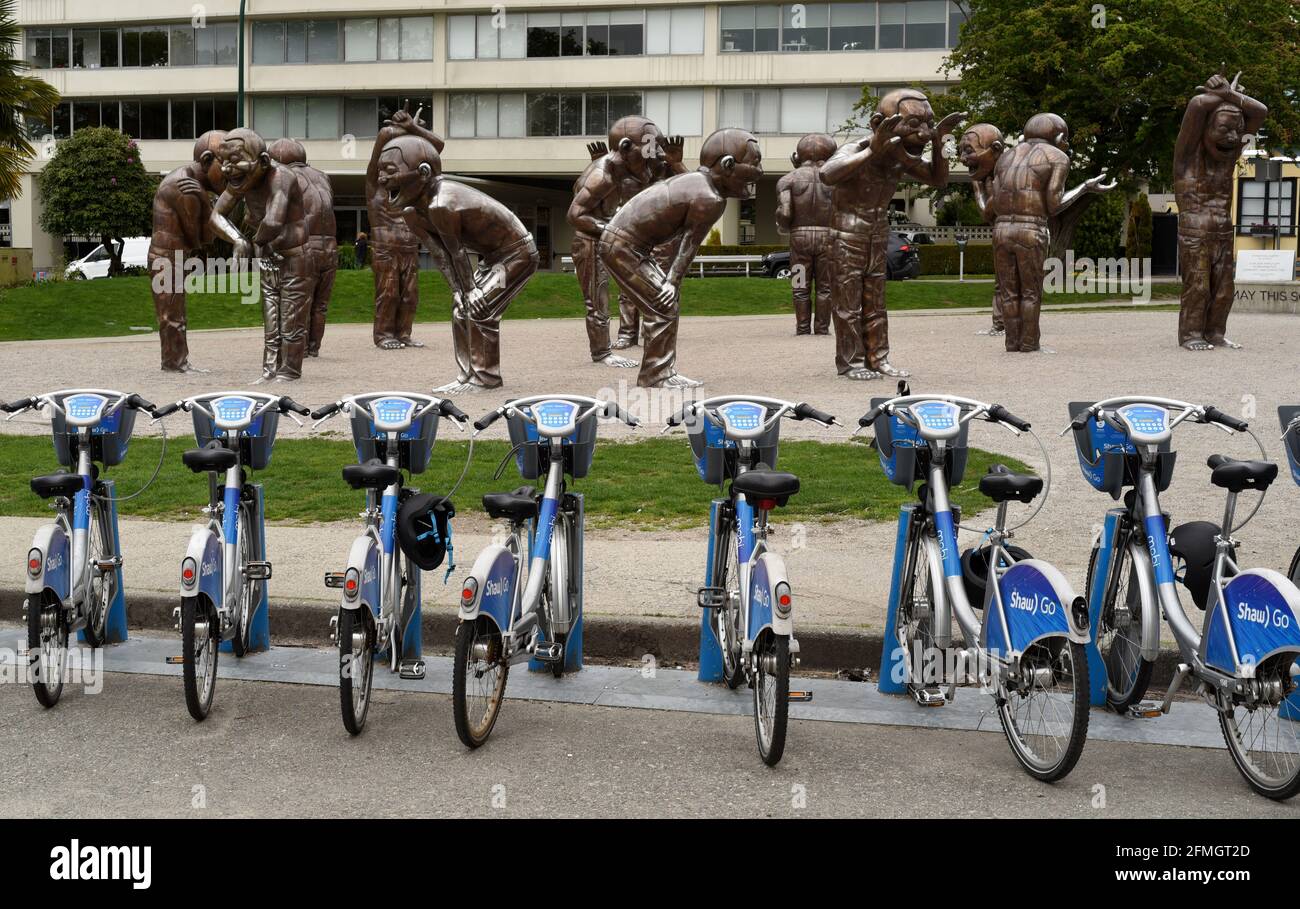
(1202, 406, 1248, 433)
(793, 402, 836, 425)
(278, 396, 311, 416)
(439, 399, 469, 423)
(473, 408, 504, 432)
(987, 404, 1031, 432)
(310, 402, 341, 420)
(2, 397, 35, 413)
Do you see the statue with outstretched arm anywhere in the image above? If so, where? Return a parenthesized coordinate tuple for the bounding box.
(822, 89, 965, 379)
(377, 132, 537, 394)
(959, 123, 1006, 336)
(597, 128, 764, 388)
(1173, 73, 1267, 350)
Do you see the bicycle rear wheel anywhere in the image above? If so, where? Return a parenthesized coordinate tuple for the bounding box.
(453, 617, 509, 748)
(1085, 540, 1153, 710)
(711, 513, 744, 689)
(897, 536, 944, 692)
(181, 597, 219, 721)
(337, 607, 375, 736)
(28, 593, 68, 708)
(753, 633, 790, 766)
(1219, 654, 1300, 800)
(997, 638, 1090, 781)
(230, 503, 260, 658)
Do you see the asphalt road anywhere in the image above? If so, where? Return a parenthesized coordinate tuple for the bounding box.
(2, 670, 1293, 819)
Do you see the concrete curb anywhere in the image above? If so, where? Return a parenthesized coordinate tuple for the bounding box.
(0, 589, 1187, 686)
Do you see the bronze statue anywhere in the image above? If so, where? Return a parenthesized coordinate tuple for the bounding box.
(208, 128, 310, 382)
(148, 130, 226, 373)
(822, 89, 965, 379)
(987, 113, 1114, 352)
(269, 138, 337, 358)
(377, 128, 538, 393)
(776, 133, 837, 335)
(368, 106, 444, 350)
(960, 123, 1007, 336)
(1174, 73, 1266, 351)
(568, 116, 685, 368)
(598, 128, 763, 388)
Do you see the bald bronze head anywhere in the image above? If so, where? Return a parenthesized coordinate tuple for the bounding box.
(1024, 113, 1069, 151)
(958, 123, 1004, 180)
(700, 128, 763, 199)
(873, 88, 936, 154)
(217, 128, 272, 196)
(792, 133, 837, 168)
(268, 137, 307, 166)
(377, 134, 441, 210)
(609, 115, 666, 177)
(193, 129, 228, 193)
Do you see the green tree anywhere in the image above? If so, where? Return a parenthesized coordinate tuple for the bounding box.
(38, 127, 155, 275)
(1126, 194, 1153, 260)
(942, 0, 1300, 256)
(1073, 190, 1126, 260)
(0, 0, 61, 201)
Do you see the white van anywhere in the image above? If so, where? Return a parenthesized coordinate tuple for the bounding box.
(65, 237, 151, 279)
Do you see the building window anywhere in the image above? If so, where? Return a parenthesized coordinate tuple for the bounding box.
(644, 89, 704, 137)
(1238, 177, 1296, 236)
(450, 91, 670, 138)
(831, 3, 875, 49)
(30, 96, 238, 140)
(344, 19, 379, 61)
(449, 8, 699, 59)
(29, 23, 238, 68)
(720, 86, 866, 135)
(253, 20, 341, 64)
(720, 1, 961, 52)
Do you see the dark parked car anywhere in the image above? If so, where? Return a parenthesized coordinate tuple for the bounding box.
(762, 232, 921, 281)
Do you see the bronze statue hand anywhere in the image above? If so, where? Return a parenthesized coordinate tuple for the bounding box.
(233, 238, 252, 261)
(174, 176, 205, 196)
(870, 115, 903, 155)
(661, 135, 685, 167)
(934, 111, 967, 141)
(586, 140, 608, 161)
(654, 280, 679, 307)
(464, 286, 489, 320)
(1084, 170, 1117, 193)
(385, 109, 416, 133)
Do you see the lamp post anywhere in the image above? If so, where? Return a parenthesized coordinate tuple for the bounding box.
(237, 0, 247, 127)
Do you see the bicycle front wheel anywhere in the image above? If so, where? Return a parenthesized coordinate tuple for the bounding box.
(181, 598, 219, 721)
(1085, 540, 1153, 710)
(337, 607, 375, 736)
(997, 638, 1090, 782)
(453, 617, 509, 748)
(753, 633, 790, 766)
(711, 512, 744, 689)
(897, 537, 941, 692)
(28, 594, 68, 708)
(82, 498, 117, 648)
(230, 503, 260, 658)
(1219, 654, 1300, 800)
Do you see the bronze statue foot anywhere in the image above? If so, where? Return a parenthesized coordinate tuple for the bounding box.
(611, 337, 639, 350)
(600, 353, 640, 368)
(875, 360, 910, 378)
(274, 374, 301, 383)
(253, 372, 276, 385)
(976, 327, 1005, 337)
(1215, 338, 1243, 350)
(660, 373, 703, 388)
(844, 368, 881, 381)
(307, 350, 320, 358)
(1181, 339, 1214, 351)
(163, 362, 210, 374)
(400, 338, 426, 348)
(814, 329, 830, 336)
(379, 339, 404, 350)
(433, 379, 487, 396)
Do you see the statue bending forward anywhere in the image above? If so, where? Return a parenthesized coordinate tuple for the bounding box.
(776, 133, 836, 336)
(1174, 73, 1266, 350)
(269, 138, 337, 358)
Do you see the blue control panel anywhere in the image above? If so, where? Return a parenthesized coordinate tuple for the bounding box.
(1117, 404, 1169, 442)
(719, 402, 764, 433)
(371, 396, 416, 430)
(64, 393, 108, 424)
(911, 400, 962, 438)
(212, 396, 256, 426)
(534, 400, 578, 431)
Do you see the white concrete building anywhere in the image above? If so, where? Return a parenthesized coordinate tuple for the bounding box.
(9, 0, 964, 269)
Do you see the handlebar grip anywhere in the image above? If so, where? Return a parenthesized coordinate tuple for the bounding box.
(794, 403, 836, 424)
(126, 393, 156, 412)
(473, 409, 504, 432)
(152, 402, 181, 419)
(858, 406, 883, 428)
(988, 404, 1031, 432)
(664, 406, 689, 427)
(603, 401, 640, 427)
(279, 396, 311, 416)
(1203, 406, 1248, 432)
(1, 397, 34, 413)
(310, 402, 341, 420)
(439, 400, 469, 423)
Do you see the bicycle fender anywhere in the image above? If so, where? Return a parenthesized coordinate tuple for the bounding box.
(459, 544, 515, 633)
(26, 522, 69, 601)
(985, 559, 1087, 658)
(1125, 541, 1163, 662)
(749, 552, 792, 640)
(1206, 568, 1300, 677)
(340, 534, 380, 613)
(182, 527, 222, 605)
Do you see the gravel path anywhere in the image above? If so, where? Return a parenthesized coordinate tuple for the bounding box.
(2, 308, 1297, 632)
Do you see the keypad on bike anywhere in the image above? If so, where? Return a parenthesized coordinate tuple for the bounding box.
(910, 400, 962, 439)
(371, 397, 416, 431)
(534, 401, 578, 430)
(718, 403, 765, 437)
(1117, 404, 1169, 442)
(64, 394, 107, 424)
(212, 396, 255, 425)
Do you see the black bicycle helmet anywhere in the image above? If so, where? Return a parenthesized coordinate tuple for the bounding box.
(960, 543, 1034, 609)
(397, 493, 456, 571)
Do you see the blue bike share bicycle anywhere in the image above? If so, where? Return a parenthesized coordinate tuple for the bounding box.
(152, 391, 310, 721)
(1282, 406, 1300, 588)
(1071, 396, 1300, 798)
(453, 394, 638, 748)
(3, 389, 155, 707)
(664, 395, 837, 766)
(862, 389, 1092, 781)
(309, 392, 469, 735)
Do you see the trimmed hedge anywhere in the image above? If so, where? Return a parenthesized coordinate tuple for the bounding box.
(698, 243, 787, 256)
(917, 243, 996, 275)
(338, 242, 357, 270)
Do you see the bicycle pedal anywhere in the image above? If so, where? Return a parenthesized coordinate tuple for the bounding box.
(912, 687, 948, 707)
(164, 656, 184, 665)
(532, 640, 563, 663)
(696, 586, 726, 609)
(327, 614, 339, 643)
(1128, 701, 1163, 719)
(324, 571, 345, 589)
(243, 561, 272, 581)
(788, 690, 813, 703)
(93, 557, 122, 572)
(398, 659, 426, 680)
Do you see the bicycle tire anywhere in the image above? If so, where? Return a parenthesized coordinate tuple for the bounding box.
(997, 639, 1091, 782)
(452, 617, 508, 749)
(754, 633, 790, 766)
(1085, 541, 1153, 711)
(337, 607, 375, 736)
(181, 597, 219, 721)
(28, 593, 67, 708)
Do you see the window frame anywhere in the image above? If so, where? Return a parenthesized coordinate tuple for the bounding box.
(1237, 176, 1297, 237)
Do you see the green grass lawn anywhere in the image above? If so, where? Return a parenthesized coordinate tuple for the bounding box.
(0, 270, 1181, 342)
(0, 434, 1025, 529)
